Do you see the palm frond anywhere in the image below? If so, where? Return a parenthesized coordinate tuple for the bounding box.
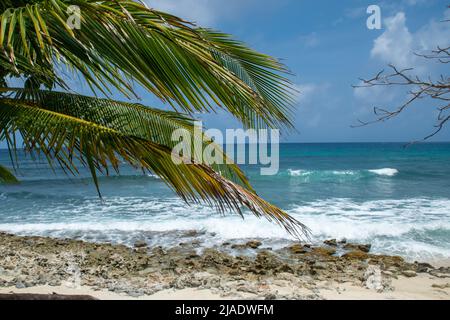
(0, 95, 308, 237)
(0, 0, 295, 128)
(2, 87, 251, 189)
(0, 163, 18, 183)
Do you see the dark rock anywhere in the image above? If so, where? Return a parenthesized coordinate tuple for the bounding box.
(343, 243, 371, 253)
(324, 239, 337, 246)
(181, 230, 199, 238)
(231, 241, 262, 250)
(342, 251, 369, 260)
(311, 247, 336, 256)
(245, 241, 262, 249)
(288, 244, 308, 254)
(415, 262, 434, 273)
(133, 241, 147, 249)
(431, 283, 450, 289)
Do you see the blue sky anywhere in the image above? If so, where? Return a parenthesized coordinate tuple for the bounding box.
(144, 0, 450, 142)
(2, 0, 449, 147)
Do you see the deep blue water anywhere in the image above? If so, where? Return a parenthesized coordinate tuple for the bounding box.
(0, 143, 449, 261)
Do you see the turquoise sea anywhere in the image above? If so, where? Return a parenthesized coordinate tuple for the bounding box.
(0, 143, 449, 261)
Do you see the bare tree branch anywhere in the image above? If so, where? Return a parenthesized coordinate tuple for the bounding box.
(353, 36, 450, 140)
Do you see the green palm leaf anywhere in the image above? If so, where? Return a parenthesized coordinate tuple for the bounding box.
(0, 1, 308, 237)
(0, 95, 308, 237)
(0, 0, 295, 128)
(3, 87, 252, 189)
(0, 163, 18, 183)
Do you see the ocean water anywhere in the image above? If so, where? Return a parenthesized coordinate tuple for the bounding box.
(0, 143, 449, 262)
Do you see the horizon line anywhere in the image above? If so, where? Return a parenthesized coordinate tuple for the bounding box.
(1, 141, 450, 150)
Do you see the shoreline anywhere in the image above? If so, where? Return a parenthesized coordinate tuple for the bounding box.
(0, 232, 449, 300)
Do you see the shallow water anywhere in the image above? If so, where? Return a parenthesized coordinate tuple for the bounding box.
(0, 143, 449, 261)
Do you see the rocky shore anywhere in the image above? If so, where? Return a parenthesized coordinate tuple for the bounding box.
(0, 232, 449, 300)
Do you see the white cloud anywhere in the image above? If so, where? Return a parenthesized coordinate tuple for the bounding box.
(371, 10, 450, 70)
(358, 10, 449, 104)
(371, 12, 414, 68)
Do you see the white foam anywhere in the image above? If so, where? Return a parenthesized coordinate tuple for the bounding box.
(287, 169, 309, 177)
(0, 197, 449, 260)
(332, 170, 357, 175)
(287, 168, 399, 178)
(146, 173, 161, 179)
(368, 168, 399, 176)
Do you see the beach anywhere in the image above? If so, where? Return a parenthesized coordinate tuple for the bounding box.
(0, 232, 449, 300)
(1, 143, 449, 300)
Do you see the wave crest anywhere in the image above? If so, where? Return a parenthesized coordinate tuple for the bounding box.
(368, 168, 399, 176)
(287, 168, 399, 180)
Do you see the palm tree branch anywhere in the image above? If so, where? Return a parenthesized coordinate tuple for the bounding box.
(0, 0, 296, 128)
(0, 96, 307, 237)
(1, 87, 251, 189)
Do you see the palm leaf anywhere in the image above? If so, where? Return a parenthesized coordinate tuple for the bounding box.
(0, 0, 295, 128)
(0, 163, 18, 183)
(0, 1, 307, 237)
(2, 87, 251, 189)
(0, 96, 308, 237)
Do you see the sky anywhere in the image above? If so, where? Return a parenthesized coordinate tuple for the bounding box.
(142, 0, 450, 143)
(2, 0, 450, 147)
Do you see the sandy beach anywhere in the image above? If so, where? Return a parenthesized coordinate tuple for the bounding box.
(1, 274, 450, 300)
(0, 232, 449, 300)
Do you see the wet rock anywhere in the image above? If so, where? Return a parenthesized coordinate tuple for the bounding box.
(415, 262, 434, 273)
(343, 243, 371, 253)
(245, 241, 262, 249)
(324, 239, 337, 246)
(311, 247, 336, 256)
(342, 251, 369, 260)
(133, 241, 147, 249)
(181, 230, 200, 238)
(288, 244, 308, 254)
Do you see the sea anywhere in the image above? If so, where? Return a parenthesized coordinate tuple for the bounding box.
(0, 143, 449, 262)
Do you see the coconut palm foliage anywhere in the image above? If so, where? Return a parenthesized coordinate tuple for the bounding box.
(0, 0, 308, 237)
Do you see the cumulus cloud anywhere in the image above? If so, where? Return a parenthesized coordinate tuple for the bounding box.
(355, 10, 449, 119)
(371, 12, 414, 68)
(371, 10, 450, 70)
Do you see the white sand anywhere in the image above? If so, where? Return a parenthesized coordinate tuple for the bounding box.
(1, 274, 448, 300)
